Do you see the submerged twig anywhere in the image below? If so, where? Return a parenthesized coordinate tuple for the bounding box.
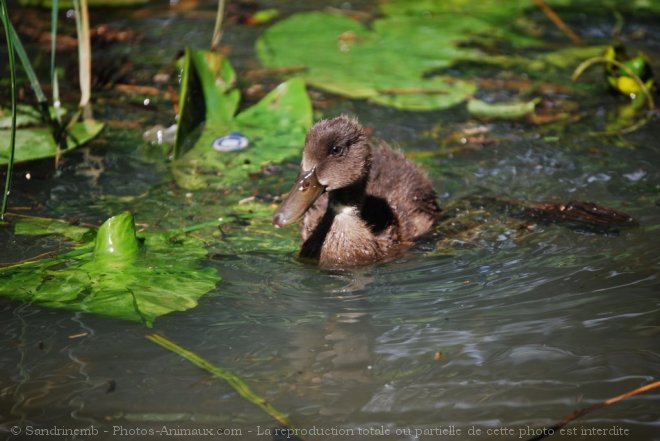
(525, 380, 660, 441)
(533, 0, 583, 45)
(462, 196, 637, 232)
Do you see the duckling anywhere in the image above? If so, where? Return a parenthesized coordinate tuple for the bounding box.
(273, 116, 441, 268)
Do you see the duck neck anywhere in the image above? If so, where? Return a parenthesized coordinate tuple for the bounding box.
(328, 176, 368, 214)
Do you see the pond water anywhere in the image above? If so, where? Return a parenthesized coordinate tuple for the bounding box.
(1, 1, 659, 440)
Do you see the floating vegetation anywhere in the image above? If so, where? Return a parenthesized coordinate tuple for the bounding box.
(0, 213, 220, 326)
(171, 48, 312, 190)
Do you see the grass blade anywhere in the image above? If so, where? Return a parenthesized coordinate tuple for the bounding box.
(7, 21, 47, 105)
(1, 0, 17, 220)
(146, 333, 296, 430)
(210, 0, 225, 51)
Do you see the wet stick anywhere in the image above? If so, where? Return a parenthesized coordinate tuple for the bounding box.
(525, 380, 660, 441)
(533, 0, 583, 45)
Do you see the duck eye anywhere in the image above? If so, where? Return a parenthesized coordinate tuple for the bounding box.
(330, 145, 344, 156)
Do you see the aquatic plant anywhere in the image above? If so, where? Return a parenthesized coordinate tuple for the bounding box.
(0, 213, 220, 326)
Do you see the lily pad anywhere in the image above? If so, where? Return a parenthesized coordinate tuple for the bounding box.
(256, 1, 649, 110)
(0, 212, 219, 326)
(13, 214, 92, 242)
(172, 48, 312, 190)
(0, 113, 104, 165)
(257, 12, 488, 111)
(379, 0, 532, 17)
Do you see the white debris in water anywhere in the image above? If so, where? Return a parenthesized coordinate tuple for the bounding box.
(143, 124, 177, 145)
(587, 173, 611, 183)
(212, 133, 249, 152)
(623, 169, 646, 182)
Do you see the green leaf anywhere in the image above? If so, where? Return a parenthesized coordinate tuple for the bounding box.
(256, 12, 489, 111)
(379, 0, 533, 18)
(0, 116, 104, 165)
(251, 8, 280, 25)
(467, 98, 539, 119)
(171, 48, 312, 190)
(94, 212, 140, 261)
(0, 214, 220, 327)
(13, 215, 91, 242)
(174, 49, 240, 159)
(529, 45, 607, 70)
(0, 105, 41, 128)
(604, 45, 655, 96)
(190, 48, 239, 124)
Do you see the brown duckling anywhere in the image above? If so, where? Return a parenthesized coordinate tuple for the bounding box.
(273, 116, 441, 268)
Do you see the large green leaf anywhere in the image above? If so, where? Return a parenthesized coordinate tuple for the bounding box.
(256, 12, 518, 110)
(0, 213, 219, 327)
(256, 1, 645, 110)
(171, 48, 312, 190)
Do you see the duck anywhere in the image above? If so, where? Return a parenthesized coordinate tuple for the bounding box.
(273, 115, 441, 268)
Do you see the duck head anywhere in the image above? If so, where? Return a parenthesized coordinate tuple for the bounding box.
(273, 116, 372, 227)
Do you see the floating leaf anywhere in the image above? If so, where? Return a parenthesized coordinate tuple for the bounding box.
(172, 48, 312, 190)
(467, 98, 539, 119)
(379, 0, 532, 18)
(528, 45, 606, 71)
(0, 104, 41, 128)
(256, 1, 655, 110)
(257, 12, 489, 110)
(0, 213, 219, 326)
(249, 8, 280, 25)
(12, 214, 92, 242)
(0, 114, 104, 165)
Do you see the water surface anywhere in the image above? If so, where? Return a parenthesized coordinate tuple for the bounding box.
(1, 1, 659, 440)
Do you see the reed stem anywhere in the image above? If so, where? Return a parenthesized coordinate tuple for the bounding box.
(0, 0, 17, 220)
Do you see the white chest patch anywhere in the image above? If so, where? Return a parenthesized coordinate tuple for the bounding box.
(331, 203, 358, 216)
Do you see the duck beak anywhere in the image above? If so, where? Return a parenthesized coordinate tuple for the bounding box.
(273, 168, 325, 227)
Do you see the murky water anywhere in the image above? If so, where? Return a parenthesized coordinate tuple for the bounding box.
(1, 1, 659, 440)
